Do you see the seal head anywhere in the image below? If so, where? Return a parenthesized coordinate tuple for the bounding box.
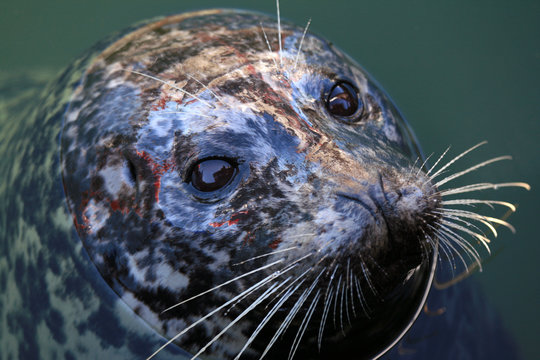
(61, 9, 440, 359)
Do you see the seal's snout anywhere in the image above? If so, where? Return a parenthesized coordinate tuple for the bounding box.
(374, 171, 440, 231)
(333, 166, 439, 244)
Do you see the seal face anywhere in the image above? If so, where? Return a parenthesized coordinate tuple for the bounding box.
(53, 6, 525, 359)
(60, 9, 440, 359)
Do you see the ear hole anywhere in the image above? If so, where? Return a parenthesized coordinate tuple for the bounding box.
(126, 159, 138, 185)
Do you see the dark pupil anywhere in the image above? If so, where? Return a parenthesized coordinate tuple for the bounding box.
(191, 159, 235, 192)
(327, 82, 358, 117)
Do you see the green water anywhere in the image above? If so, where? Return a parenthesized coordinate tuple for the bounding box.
(1, 0, 538, 358)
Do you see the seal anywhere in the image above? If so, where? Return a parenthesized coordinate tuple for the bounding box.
(0, 6, 529, 360)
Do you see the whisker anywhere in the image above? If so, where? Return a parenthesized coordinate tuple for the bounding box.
(332, 275, 342, 330)
(293, 18, 312, 71)
(288, 290, 322, 360)
(432, 232, 457, 274)
(430, 141, 487, 180)
(234, 278, 307, 360)
(407, 157, 420, 178)
(439, 182, 531, 196)
(184, 72, 225, 106)
(438, 211, 498, 237)
(153, 111, 214, 118)
(317, 264, 338, 348)
(276, 0, 283, 68)
(259, 23, 280, 71)
(226, 253, 315, 315)
(318, 285, 335, 350)
(339, 275, 347, 335)
(161, 259, 284, 313)
(437, 224, 483, 267)
(442, 199, 517, 212)
(126, 69, 214, 108)
(360, 259, 378, 296)
(347, 258, 356, 319)
(260, 273, 322, 359)
(431, 210, 491, 238)
(191, 279, 289, 359)
(431, 227, 471, 271)
(265, 253, 329, 309)
(442, 208, 516, 233)
(416, 153, 434, 177)
(435, 156, 512, 188)
(353, 275, 371, 318)
(232, 247, 298, 266)
(441, 219, 491, 253)
(147, 268, 286, 360)
(426, 146, 451, 176)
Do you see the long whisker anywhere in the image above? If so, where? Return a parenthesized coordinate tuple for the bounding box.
(288, 290, 322, 360)
(430, 141, 487, 180)
(432, 232, 457, 273)
(442, 199, 517, 212)
(147, 271, 279, 359)
(439, 182, 530, 196)
(435, 156, 512, 188)
(265, 253, 329, 309)
(440, 219, 491, 254)
(416, 153, 434, 177)
(333, 275, 343, 330)
(293, 18, 312, 71)
(184, 72, 226, 106)
(161, 259, 284, 313)
(442, 208, 516, 233)
(360, 259, 378, 296)
(437, 224, 483, 267)
(154, 111, 214, 118)
(232, 246, 298, 266)
(260, 273, 322, 359)
(126, 70, 214, 108)
(353, 275, 371, 318)
(438, 211, 498, 237)
(226, 253, 314, 315)
(318, 286, 334, 350)
(431, 226, 470, 271)
(148, 256, 310, 360)
(191, 279, 291, 359)
(260, 23, 280, 71)
(234, 278, 307, 360)
(426, 146, 451, 176)
(276, 0, 283, 68)
(347, 258, 356, 319)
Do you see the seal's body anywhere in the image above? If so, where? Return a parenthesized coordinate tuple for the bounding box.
(0, 9, 525, 360)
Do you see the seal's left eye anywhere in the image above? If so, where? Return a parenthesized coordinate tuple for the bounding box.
(326, 81, 364, 121)
(190, 159, 237, 192)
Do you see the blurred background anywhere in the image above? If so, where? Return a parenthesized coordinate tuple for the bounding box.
(1, 0, 538, 358)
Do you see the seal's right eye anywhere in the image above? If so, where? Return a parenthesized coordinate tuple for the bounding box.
(190, 159, 237, 192)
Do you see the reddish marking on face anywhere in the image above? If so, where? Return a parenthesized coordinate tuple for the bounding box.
(136, 150, 175, 203)
(153, 95, 170, 110)
(225, 45, 258, 76)
(269, 238, 282, 249)
(243, 231, 255, 246)
(109, 199, 132, 215)
(73, 214, 88, 233)
(246, 64, 257, 75)
(209, 210, 249, 228)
